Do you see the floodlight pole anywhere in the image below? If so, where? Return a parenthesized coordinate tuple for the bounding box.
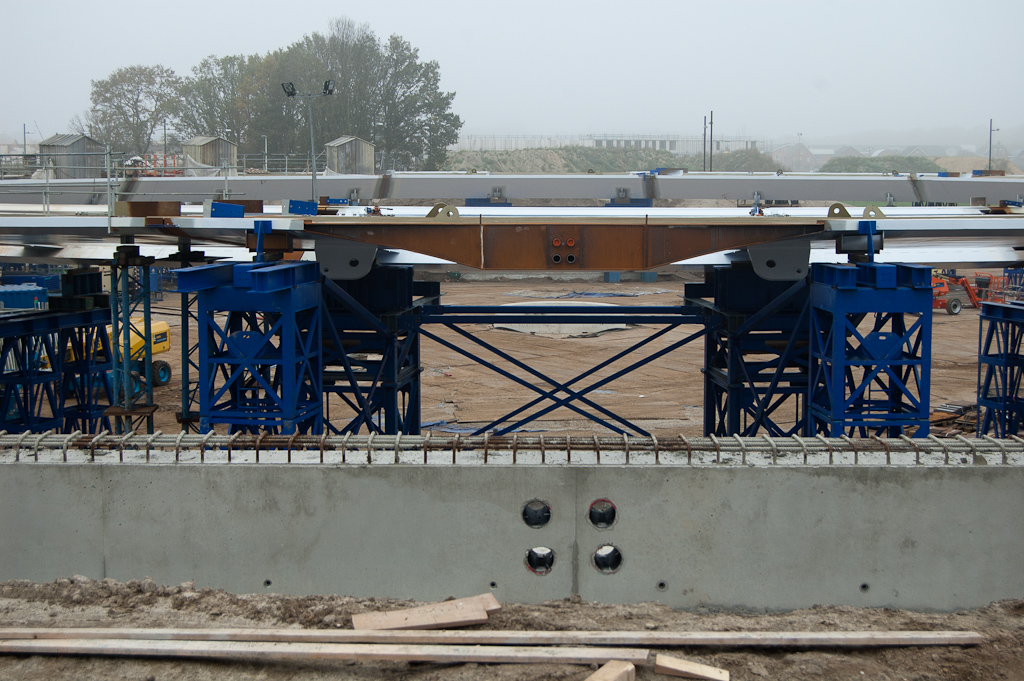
(307, 97, 317, 202)
(282, 80, 335, 202)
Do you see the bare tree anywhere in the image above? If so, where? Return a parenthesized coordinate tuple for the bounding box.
(72, 65, 180, 155)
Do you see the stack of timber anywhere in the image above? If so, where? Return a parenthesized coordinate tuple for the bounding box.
(0, 593, 983, 679)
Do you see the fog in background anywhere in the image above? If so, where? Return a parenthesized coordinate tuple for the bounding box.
(2, 0, 1020, 150)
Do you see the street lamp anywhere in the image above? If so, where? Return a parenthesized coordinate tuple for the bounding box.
(989, 118, 1000, 171)
(282, 79, 336, 202)
(261, 134, 268, 172)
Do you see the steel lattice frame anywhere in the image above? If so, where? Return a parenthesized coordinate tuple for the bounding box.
(109, 246, 155, 435)
(0, 308, 114, 434)
(700, 270, 811, 437)
(178, 261, 323, 435)
(977, 301, 1024, 437)
(807, 263, 933, 437)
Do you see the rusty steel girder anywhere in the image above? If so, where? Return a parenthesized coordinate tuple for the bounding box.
(304, 215, 826, 270)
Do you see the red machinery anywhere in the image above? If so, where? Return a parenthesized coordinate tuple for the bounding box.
(932, 272, 1011, 315)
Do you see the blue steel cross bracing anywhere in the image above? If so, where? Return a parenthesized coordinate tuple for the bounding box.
(416, 305, 705, 436)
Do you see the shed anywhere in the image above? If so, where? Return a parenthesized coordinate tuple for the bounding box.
(182, 136, 237, 169)
(325, 136, 375, 175)
(38, 134, 105, 179)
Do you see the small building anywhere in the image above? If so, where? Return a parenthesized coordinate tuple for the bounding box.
(182, 136, 237, 171)
(771, 143, 816, 172)
(325, 136, 375, 174)
(38, 134, 105, 179)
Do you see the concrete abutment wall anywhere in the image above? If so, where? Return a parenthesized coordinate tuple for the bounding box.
(1, 463, 1021, 611)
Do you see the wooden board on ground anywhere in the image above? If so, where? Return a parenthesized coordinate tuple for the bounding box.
(0, 638, 650, 666)
(584, 659, 635, 681)
(0, 628, 984, 648)
(351, 593, 500, 630)
(655, 654, 729, 681)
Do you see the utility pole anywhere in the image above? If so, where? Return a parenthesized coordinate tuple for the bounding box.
(163, 121, 167, 169)
(709, 111, 714, 173)
(702, 116, 707, 172)
(23, 123, 26, 155)
(989, 118, 1000, 171)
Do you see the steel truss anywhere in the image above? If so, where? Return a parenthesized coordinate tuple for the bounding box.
(0, 308, 113, 434)
(176, 261, 323, 435)
(321, 273, 424, 435)
(978, 301, 1024, 436)
(808, 262, 933, 437)
(109, 246, 155, 434)
(697, 267, 811, 437)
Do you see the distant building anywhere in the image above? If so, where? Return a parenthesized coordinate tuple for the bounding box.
(771, 143, 816, 171)
(902, 145, 965, 157)
(38, 133, 105, 179)
(325, 136, 375, 175)
(182, 136, 237, 176)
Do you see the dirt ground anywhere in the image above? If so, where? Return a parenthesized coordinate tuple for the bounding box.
(0, 578, 1022, 680)
(3, 274, 1013, 680)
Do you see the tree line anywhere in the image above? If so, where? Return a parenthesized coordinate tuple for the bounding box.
(71, 18, 462, 171)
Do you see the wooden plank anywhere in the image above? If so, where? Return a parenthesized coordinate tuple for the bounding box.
(655, 654, 729, 681)
(0, 638, 650, 666)
(584, 659, 635, 681)
(351, 603, 487, 631)
(351, 594, 499, 630)
(0, 628, 985, 648)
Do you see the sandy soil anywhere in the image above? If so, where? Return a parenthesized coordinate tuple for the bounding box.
(7, 275, 1010, 679)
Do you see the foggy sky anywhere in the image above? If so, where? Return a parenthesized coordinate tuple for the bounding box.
(3, 0, 1021, 150)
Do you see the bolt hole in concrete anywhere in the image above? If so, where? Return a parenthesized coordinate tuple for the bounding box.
(657, 580, 668, 591)
(593, 545, 623, 573)
(522, 499, 551, 528)
(588, 499, 617, 528)
(489, 581, 497, 589)
(263, 580, 272, 588)
(526, 547, 555, 575)
(860, 583, 870, 592)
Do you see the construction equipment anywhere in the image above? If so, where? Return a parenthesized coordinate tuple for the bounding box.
(931, 272, 1012, 315)
(106, 319, 172, 386)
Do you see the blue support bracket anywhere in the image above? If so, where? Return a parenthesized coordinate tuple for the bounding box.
(254, 219, 272, 263)
(283, 199, 318, 215)
(250, 262, 320, 293)
(856, 262, 897, 289)
(204, 201, 245, 218)
(175, 263, 236, 292)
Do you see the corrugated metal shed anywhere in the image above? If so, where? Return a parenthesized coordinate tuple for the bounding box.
(325, 136, 375, 175)
(182, 136, 237, 168)
(38, 134, 105, 179)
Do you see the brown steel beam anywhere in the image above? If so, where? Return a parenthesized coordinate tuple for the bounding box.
(304, 216, 826, 270)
